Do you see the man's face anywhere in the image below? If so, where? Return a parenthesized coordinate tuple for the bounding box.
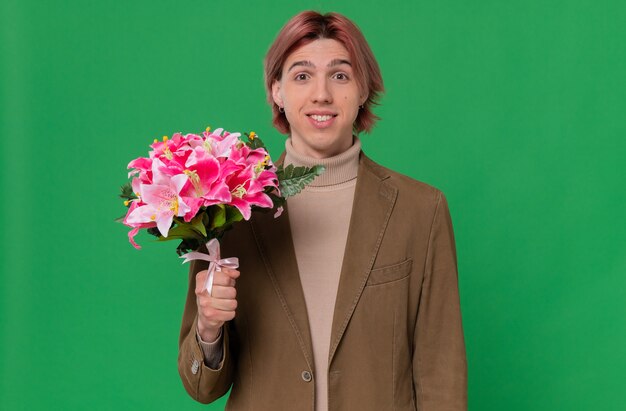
(272, 38, 367, 159)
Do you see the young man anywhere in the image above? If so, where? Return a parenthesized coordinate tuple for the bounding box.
(178, 11, 467, 411)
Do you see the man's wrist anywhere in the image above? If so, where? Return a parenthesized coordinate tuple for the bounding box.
(197, 320, 222, 343)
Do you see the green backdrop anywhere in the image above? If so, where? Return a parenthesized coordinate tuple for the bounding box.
(1, 0, 624, 410)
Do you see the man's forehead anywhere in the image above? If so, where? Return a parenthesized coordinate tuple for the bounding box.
(285, 39, 350, 64)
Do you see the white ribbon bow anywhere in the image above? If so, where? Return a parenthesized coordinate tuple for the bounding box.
(180, 238, 239, 296)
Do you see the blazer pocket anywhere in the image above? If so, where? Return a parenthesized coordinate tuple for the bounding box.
(366, 258, 413, 286)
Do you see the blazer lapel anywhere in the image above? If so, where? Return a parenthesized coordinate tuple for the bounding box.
(248, 152, 315, 371)
(328, 153, 398, 365)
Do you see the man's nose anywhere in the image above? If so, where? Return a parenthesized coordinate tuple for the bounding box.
(311, 78, 332, 104)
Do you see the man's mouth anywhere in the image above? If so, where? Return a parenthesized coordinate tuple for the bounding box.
(308, 114, 336, 122)
(307, 113, 337, 129)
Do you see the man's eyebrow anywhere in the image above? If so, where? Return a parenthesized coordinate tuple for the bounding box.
(328, 58, 352, 68)
(287, 60, 314, 73)
(287, 59, 352, 73)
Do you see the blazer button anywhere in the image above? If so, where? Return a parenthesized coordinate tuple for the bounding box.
(301, 370, 312, 382)
(191, 359, 200, 375)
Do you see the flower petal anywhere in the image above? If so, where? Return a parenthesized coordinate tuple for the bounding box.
(171, 174, 189, 195)
(128, 227, 141, 249)
(156, 212, 174, 237)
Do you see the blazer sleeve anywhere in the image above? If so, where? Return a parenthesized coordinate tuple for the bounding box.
(178, 258, 236, 404)
(413, 192, 468, 410)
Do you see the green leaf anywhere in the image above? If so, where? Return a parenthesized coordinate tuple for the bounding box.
(224, 206, 244, 225)
(277, 163, 326, 198)
(210, 204, 227, 230)
(166, 223, 205, 241)
(119, 182, 137, 201)
(156, 234, 188, 242)
(244, 133, 267, 150)
(190, 212, 207, 237)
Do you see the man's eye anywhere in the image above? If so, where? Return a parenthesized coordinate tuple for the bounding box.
(334, 73, 349, 80)
(295, 73, 308, 81)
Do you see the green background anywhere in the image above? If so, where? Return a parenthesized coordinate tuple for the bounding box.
(1, 0, 624, 410)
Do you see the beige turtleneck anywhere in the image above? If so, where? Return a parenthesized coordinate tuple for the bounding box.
(284, 136, 360, 411)
(197, 136, 361, 411)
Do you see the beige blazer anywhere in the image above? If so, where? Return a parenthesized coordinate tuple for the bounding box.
(177, 152, 467, 410)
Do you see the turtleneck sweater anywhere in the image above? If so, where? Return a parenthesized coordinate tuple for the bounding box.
(283, 136, 360, 411)
(197, 136, 361, 411)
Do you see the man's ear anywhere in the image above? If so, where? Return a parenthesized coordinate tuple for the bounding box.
(271, 80, 283, 108)
(360, 92, 369, 107)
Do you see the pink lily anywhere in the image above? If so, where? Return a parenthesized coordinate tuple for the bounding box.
(149, 133, 200, 170)
(123, 201, 157, 249)
(179, 156, 232, 221)
(226, 165, 274, 220)
(127, 157, 153, 182)
(187, 129, 241, 161)
(125, 158, 191, 237)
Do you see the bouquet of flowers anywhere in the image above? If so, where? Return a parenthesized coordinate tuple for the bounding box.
(118, 127, 323, 259)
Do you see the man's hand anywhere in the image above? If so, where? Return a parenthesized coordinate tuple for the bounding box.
(195, 266, 240, 342)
